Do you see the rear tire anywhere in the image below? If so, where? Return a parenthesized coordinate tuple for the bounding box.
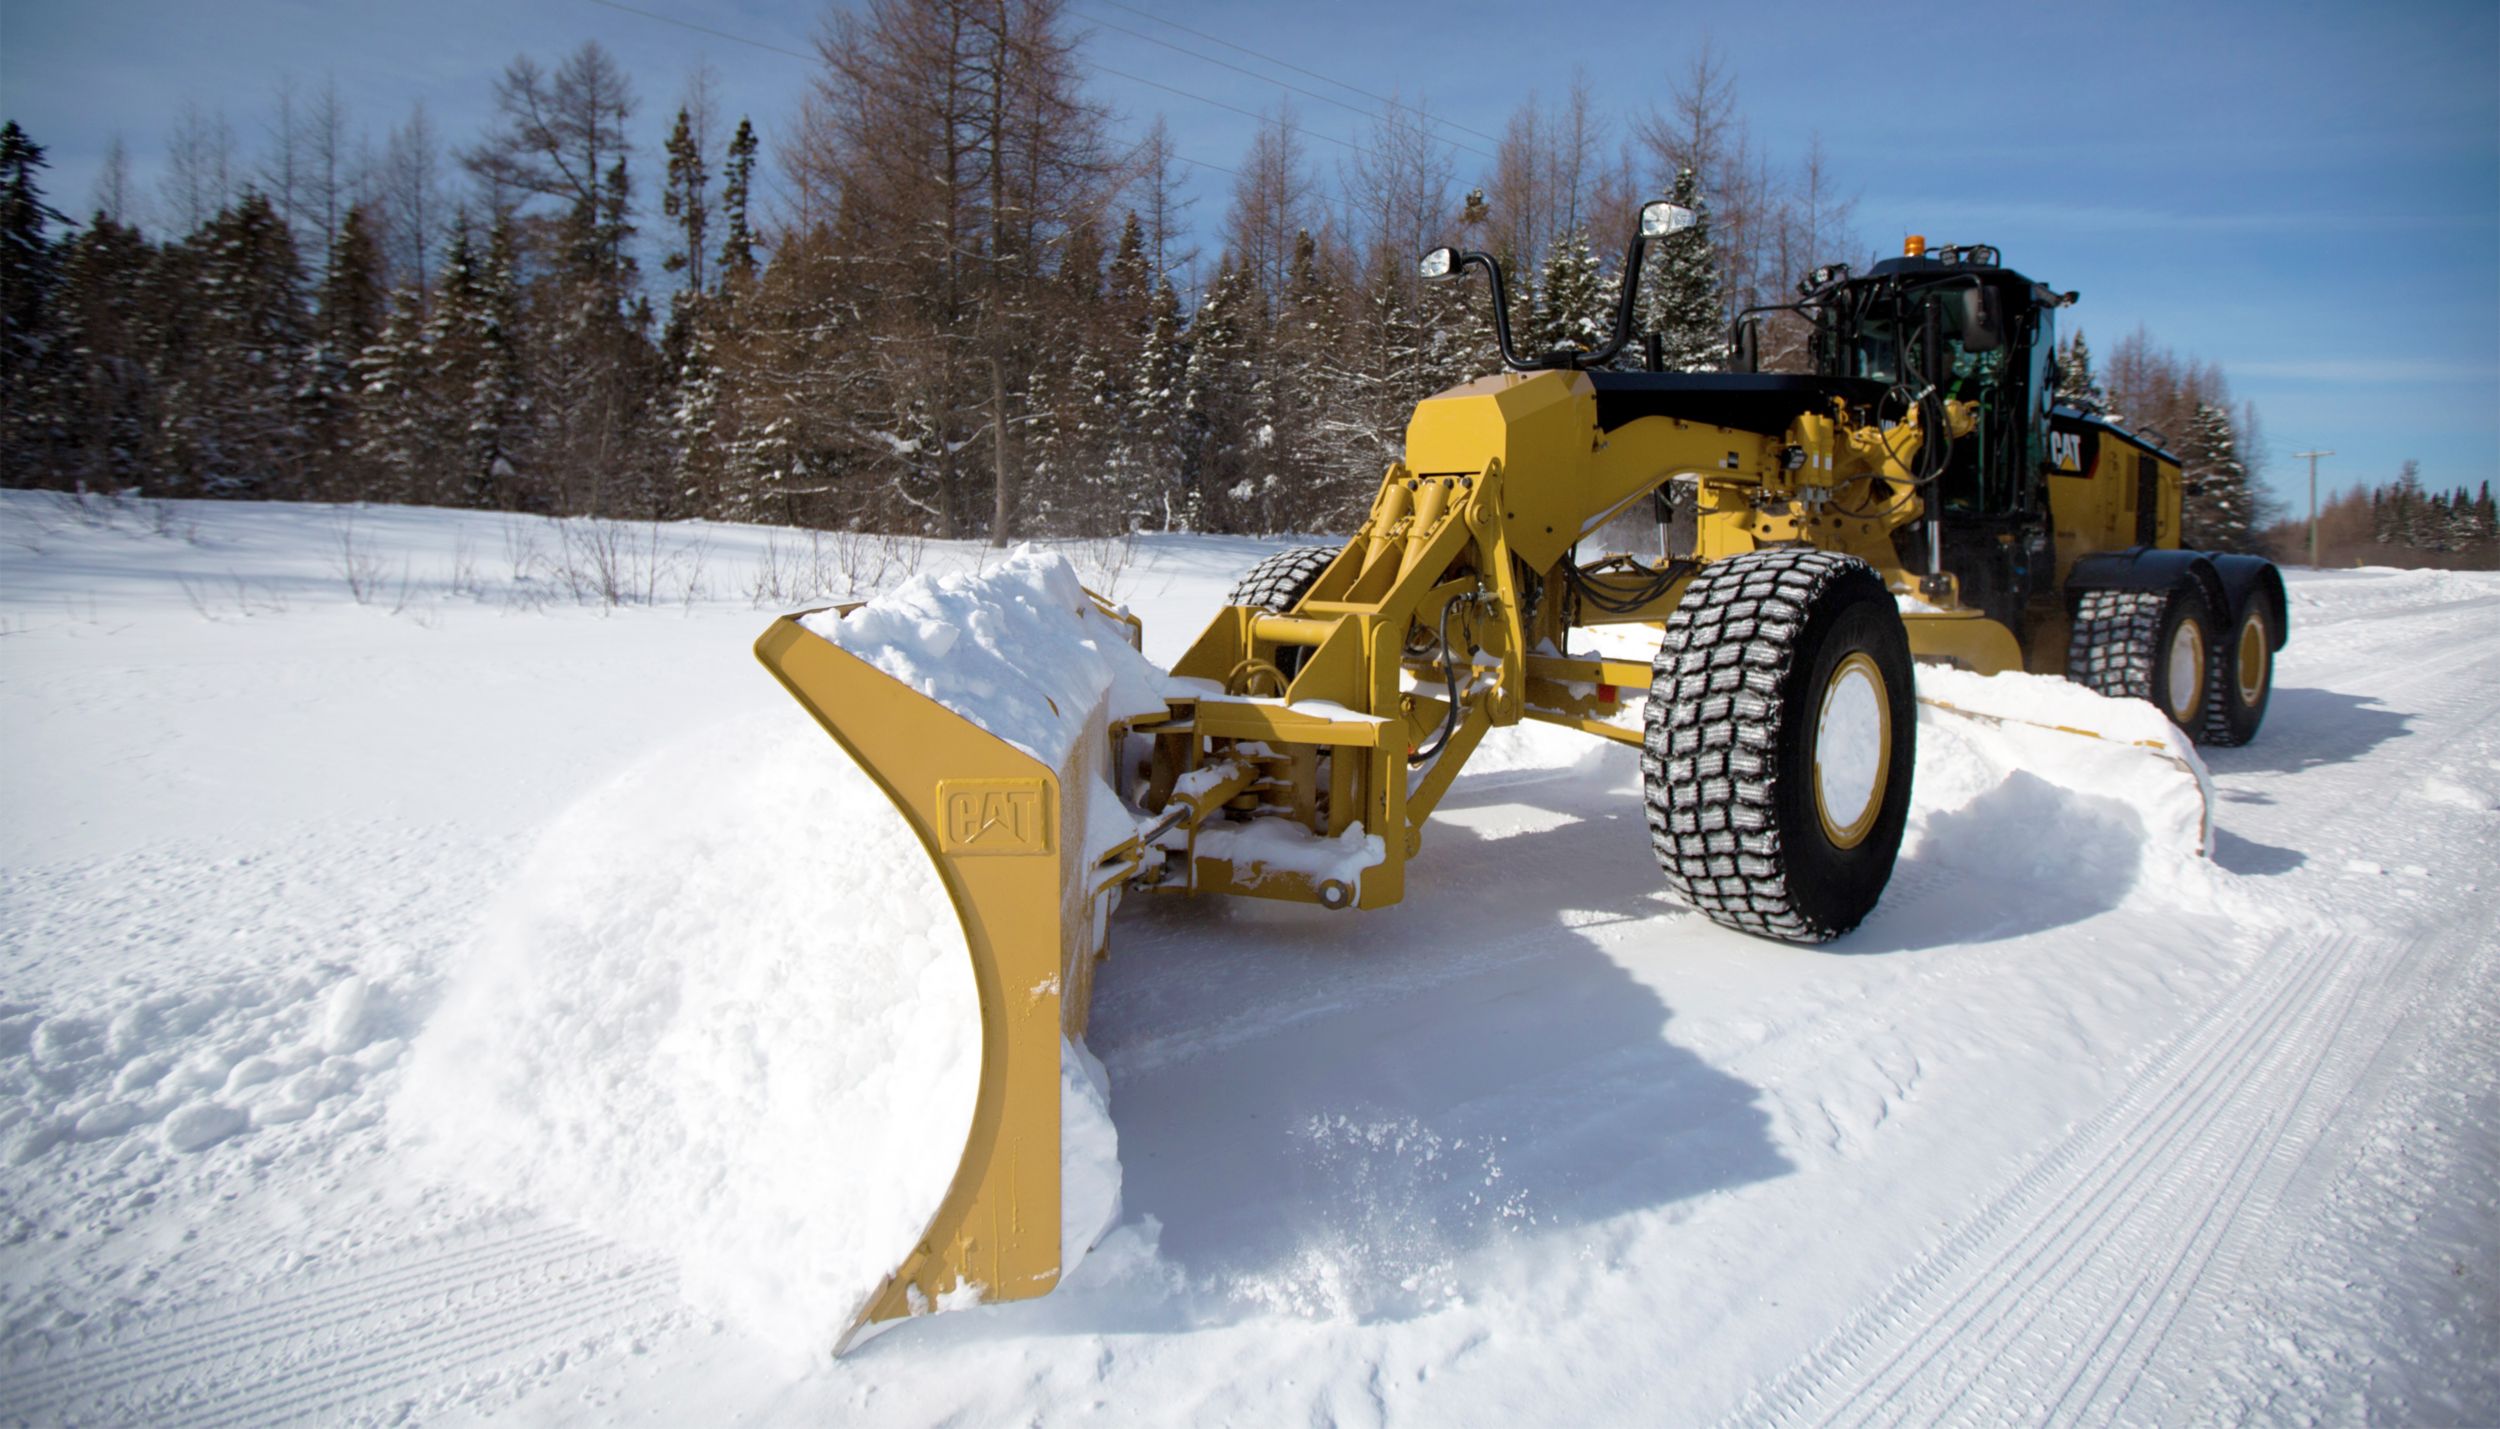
(1641, 549, 1916, 943)
(2200, 595, 2276, 746)
(1227, 545, 1338, 612)
(2068, 583, 2217, 735)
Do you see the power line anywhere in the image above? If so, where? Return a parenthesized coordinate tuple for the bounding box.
(1075, 11, 1495, 162)
(580, 0, 1385, 171)
(1083, 59, 1365, 156)
(1084, 0, 1505, 150)
(581, 0, 813, 62)
(577, 0, 1384, 244)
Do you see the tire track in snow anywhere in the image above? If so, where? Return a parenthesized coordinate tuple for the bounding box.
(1726, 926, 2399, 1428)
(2113, 930, 2464, 1422)
(1898, 929, 2379, 1425)
(0, 1213, 677, 1427)
(1, 1217, 584, 1403)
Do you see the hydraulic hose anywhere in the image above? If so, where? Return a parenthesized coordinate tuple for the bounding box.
(1409, 595, 1468, 766)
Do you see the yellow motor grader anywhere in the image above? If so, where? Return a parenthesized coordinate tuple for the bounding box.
(755, 203, 2286, 1345)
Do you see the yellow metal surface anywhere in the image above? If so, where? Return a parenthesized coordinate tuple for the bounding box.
(755, 616, 1111, 1349)
(1902, 608, 2026, 675)
(2045, 430, 2187, 592)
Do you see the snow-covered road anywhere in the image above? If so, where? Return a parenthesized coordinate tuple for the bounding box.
(2, 493, 2492, 1425)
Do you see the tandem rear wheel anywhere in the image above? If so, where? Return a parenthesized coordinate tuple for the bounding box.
(1642, 549, 1917, 943)
(2069, 581, 2271, 745)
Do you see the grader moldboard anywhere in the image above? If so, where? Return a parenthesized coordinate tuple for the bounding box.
(756, 202, 2287, 1348)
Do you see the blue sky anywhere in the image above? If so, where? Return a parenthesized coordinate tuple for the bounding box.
(6, 0, 2494, 512)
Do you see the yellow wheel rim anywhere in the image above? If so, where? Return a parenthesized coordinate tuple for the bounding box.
(2236, 609, 2269, 707)
(1814, 651, 1891, 850)
(2167, 617, 2206, 723)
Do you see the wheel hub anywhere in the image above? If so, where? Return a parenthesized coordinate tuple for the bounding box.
(1814, 652, 1890, 849)
(2236, 611, 2268, 707)
(2167, 618, 2205, 720)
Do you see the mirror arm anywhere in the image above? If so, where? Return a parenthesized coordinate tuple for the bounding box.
(1570, 230, 1652, 370)
(1454, 251, 1531, 371)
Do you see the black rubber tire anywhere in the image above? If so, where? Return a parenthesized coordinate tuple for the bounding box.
(2200, 593, 2276, 747)
(1227, 544, 1338, 612)
(2067, 583, 2217, 735)
(1641, 549, 1916, 943)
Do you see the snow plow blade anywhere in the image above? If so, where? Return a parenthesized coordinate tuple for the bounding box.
(754, 613, 1115, 1351)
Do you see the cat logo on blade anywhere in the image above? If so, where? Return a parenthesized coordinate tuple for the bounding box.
(939, 779, 1052, 855)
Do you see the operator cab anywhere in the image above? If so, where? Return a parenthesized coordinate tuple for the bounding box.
(1754, 242, 2073, 629)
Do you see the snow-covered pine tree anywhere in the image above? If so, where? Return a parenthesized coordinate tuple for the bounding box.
(49, 215, 159, 490)
(476, 217, 529, 506)
(666, 294, 724, 516)
(1265, 227, 1348, 530)
(2378, 461, 2423, 548)
(1182, 260, 1259, 531)
(307, 204, 384, 497)
(2055, 330, 2106, 413)
(423, 226, 490, 507)
(1640, 168, 1728, 372)
(1533, 225, 1607, 357)
(2180, 400, 2257, 553)
(1104, 213, 1150, 314)
(186, 192, 311, 496)
(352, 285, 430, 501)
(1091, 213, 1156, 529)
(1129, 275, 1187, 529)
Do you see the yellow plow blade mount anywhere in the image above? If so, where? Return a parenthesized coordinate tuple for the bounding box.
(755, 608, 1121, 1351)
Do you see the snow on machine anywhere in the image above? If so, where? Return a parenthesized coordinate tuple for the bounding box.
(759, 203, 2285, 1348)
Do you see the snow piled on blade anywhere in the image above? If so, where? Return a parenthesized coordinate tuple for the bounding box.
(807, 546, 1172, 772)
(393, 709, 980, 1361)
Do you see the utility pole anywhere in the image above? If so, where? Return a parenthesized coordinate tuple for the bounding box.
(2295, 449, 2335, 567)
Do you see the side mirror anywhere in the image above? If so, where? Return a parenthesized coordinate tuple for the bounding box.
(1418, 247, 1462, 281)
(1948, 286, 2003, 353)
(1640, 201, 1697, 237)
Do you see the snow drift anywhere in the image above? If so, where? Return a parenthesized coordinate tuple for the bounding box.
(1912, 663, 2213, 882)
(395, 709, 985, 1359)
(397, 550, 1159, 1357)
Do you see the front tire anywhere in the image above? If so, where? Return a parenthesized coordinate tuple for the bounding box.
(1226, 544, 1337, 612)
(1641, 550, 1916, 943)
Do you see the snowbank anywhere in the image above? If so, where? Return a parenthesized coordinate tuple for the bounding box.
(1911, 664, 2213, 884)
(397, 551, 1160, 1358)
(395, 710, 983, 1360)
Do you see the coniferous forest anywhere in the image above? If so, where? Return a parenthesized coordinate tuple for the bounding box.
(0, 0, 2416, 561)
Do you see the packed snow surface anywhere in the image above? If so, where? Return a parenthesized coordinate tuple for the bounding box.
(0, 492, 2493, 1426)
(394, 709, 982, 1360)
